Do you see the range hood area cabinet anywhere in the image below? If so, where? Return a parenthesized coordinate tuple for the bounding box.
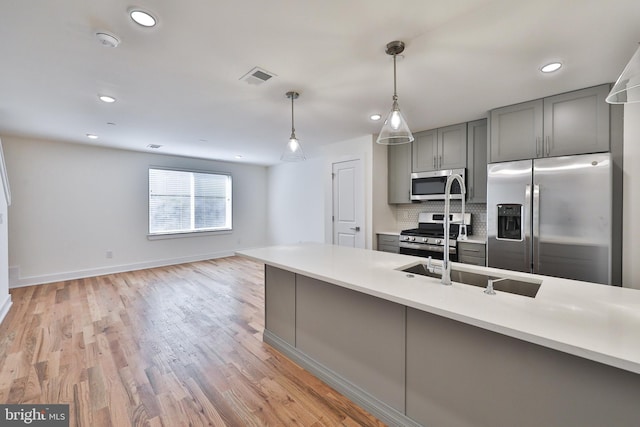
(387, 142, 412, 204)
(466, 119, 487, 204)
(412, 123, 467, 172)
(489, 84, 610, 163)
(387, 118, 487, 204)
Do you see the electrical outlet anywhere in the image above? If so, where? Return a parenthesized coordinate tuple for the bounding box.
(106, 250, 113, 259)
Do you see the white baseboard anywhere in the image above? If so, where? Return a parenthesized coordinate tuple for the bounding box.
(0, 293, 12, 325)
(9, 250, 235, 288)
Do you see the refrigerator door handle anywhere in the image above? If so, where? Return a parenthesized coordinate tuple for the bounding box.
(524, 184, 532, 272)
(532, 184, 540, 273)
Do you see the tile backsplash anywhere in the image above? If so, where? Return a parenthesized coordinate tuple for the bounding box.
(395, 202, 487, 237)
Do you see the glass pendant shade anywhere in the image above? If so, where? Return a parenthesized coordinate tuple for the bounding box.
(281, 91, 306, 161)
(376, 100, 414, 144)
(607, 44, 640, 104)
(281, 135, 305, 161)
(376, 40, 414, 145)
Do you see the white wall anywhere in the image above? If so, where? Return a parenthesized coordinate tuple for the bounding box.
(266, 158, 324, 245)
(371, 139, 398, 246)
(3, 135, 268, 287)
(318, 135, 373, 248)
(266, 134, 397, 250)
(623, 103, 640, 289)
(0, 139, 10, 321)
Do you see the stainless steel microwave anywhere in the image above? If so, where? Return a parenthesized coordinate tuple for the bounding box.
(410, 169, 465, 201)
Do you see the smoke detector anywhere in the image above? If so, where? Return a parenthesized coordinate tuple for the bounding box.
(239, 66, 276, 85)
(96, 32, 120, 48)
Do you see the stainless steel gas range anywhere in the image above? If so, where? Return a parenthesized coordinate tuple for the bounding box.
(399, 212, 472, 261)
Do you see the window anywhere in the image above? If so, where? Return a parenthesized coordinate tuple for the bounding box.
(148, 168, 232, 236)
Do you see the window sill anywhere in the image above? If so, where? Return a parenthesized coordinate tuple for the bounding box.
(147, 229, 232, 240)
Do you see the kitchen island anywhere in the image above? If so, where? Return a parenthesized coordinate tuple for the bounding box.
(237, 243, 640, 427)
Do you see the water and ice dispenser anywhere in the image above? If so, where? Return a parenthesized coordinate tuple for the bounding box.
(496, 204, 522, 241)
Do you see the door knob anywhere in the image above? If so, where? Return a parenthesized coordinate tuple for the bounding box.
(350, 226, 361, 232)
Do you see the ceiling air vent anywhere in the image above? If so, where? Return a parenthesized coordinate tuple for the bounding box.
(146, 144, 162, 149)
(239, 67, 276, 85)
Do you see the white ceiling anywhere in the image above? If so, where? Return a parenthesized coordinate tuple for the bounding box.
(0, 0, 638, 166)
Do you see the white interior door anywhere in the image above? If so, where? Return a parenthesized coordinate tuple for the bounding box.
(332, 159, 365, 248)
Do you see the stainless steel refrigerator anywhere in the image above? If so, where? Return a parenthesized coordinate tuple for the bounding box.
(487, 153, 612, 285)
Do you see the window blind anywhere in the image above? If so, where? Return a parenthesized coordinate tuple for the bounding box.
(149, 168, 232, 235)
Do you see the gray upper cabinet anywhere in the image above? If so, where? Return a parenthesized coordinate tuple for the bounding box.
(543, 85, 610, 157)
(489, 84, 610, 163)
(412, 124, 467, 172)
(412, 129, 437, 172)
(490, 99, 542, 163)
(438, 123, 468, 170)
(466, 119, 487, 203)
(387, 143, 412, 204)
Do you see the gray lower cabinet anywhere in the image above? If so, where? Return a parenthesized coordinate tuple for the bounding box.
(388, 142, 412, 204)
(406, 308, 640, 427)
(377, 233, 400, 253)
(490, 84, 611, 163)
(264, 266, 296, 345)
(264, 265, 640, 427)
(458, 241, 486, 266)
(466, 119, 487, 203)
(295, 275, 406, 412)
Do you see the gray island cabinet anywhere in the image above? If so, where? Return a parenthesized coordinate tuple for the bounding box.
(241, 244, 640, 427)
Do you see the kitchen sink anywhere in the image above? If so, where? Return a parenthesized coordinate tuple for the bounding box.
(400, 263, 542, 298)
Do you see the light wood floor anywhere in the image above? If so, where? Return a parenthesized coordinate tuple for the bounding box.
(0, 257, 385, 426)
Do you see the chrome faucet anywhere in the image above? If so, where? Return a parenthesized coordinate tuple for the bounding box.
(442, 173, 466, 286)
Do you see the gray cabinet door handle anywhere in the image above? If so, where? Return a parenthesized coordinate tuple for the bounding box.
(350, 226, 361, 232)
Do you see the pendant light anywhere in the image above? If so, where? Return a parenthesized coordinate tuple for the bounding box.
(376, 40, 414, 145)
(281, 91, 306, 161)
(607, 43, 640, 104)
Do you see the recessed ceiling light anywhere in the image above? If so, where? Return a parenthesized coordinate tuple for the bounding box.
(147, 144, 162, 149)
(540, 62, 562, 73)
(98, 95, 116, 103)
(235, 155, 243, 159)
(370, 114, 382, 121)
(86, 134, 98, 139)
(130, 9, 157, 27)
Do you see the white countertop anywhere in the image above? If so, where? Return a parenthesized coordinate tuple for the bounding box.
(237, 243, 640, 375)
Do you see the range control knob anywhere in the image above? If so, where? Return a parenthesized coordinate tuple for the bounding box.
(409, 236, 416, 242)
(421, 237, 428, 243)
(435, 239, 442, 245)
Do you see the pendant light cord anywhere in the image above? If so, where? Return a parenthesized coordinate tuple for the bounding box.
(290, 94, 296, 137)
(392, 53, 398, 101)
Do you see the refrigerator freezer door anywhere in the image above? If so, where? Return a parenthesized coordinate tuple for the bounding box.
(487, 160, 533, 273)
(533, 153, 612, 284)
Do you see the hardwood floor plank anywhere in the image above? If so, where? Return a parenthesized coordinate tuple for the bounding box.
(0, 257, 385, 426)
